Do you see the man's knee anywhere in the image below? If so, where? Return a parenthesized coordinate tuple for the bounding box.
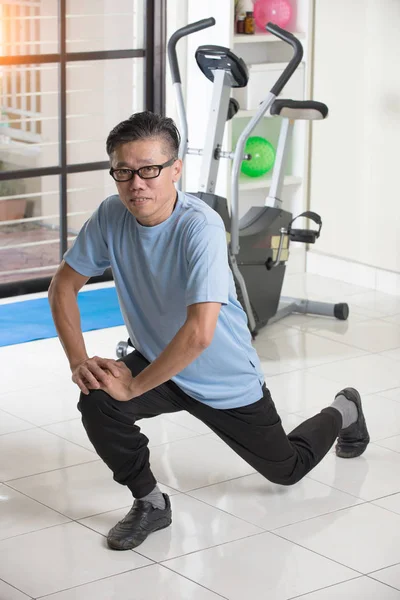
(274, 473, 303, 486)
(263, 468, 303, 487)
(77, 388, 111, 418)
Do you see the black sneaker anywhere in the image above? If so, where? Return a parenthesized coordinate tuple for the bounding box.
(107, 493, 172, 550)
(335, 387, 370, 459)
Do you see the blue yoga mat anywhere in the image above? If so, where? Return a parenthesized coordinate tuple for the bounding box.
(0, 287, 124, 347)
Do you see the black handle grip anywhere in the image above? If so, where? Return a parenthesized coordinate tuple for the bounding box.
(265, 22, 303, 97)
(167, 17, 216, 84)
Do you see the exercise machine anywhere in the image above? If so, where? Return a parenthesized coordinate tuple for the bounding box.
(168, 18, 349, 332)
(116, 19, 348, 357)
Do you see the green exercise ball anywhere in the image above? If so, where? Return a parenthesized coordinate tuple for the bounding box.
(241, 136, 276, 177)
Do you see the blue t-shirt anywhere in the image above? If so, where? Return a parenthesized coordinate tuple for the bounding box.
(64, 191, 265, 409)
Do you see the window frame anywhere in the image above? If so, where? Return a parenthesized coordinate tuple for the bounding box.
(0, 0, 166, 297)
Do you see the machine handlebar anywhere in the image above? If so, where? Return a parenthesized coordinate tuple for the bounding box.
(167, 17, 216, 84)
(266, 22, 303, 96)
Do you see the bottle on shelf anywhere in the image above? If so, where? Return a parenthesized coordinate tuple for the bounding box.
(236, 13, 245, 34)
(244, 11, 255, 34)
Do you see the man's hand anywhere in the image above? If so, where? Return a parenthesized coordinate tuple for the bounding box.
(71, 356, 121, 395)
(98, 362, 142, 402)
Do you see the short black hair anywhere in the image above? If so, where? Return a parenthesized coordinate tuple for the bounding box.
(106, 111, 181, 158)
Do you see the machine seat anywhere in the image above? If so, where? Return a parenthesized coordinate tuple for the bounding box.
(271, 99, 328, 120)
(195, 45, 248, 88)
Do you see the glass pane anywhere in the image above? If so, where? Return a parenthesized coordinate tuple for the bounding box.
(0, 63, 59, 169)
(67, 170, 115, 234)
(0, 175, 62, 285)
(66, 0, 145, 52)
(0, 1, 58, 56)
(66, 57, 144, 164)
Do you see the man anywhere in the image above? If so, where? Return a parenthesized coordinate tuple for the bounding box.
(49, 111, 369, 551)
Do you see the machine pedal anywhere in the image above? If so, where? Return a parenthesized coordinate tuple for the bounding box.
(288, 211, 322, 244)
(289, 228, 319, 244)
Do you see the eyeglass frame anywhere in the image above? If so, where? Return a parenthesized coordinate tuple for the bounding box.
(109, 157, 177, 182)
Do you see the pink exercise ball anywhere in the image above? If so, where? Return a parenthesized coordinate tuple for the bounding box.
(253, 0, 293, 31)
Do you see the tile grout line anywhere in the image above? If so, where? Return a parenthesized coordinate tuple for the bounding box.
(304, 461, 400, 503)
(180, 485, 267, 532)
(367, 560, 400, 576)
(33, 561, 230, 600)
(3, 459, 101, 500)
(158, 529, 267, 565)
(159, 563, 230, 599)
(0, 406, 39, 430)
(270, 528, 365, 577)
(303, 470, 389, 502)
(269, 501, 368, 534)
(36, 424, 99, 454)
(259, 345, 398, 377)
(286, 575, 365, 600)
(76, 515, 265, 584)
(3, 457, 100, 485)
(365, 574, 400, 595)
(184, 484, 367, 534)
(281, 325, 400, 356)
(33, 564, 157, 600)
(0, 576, 33, 599)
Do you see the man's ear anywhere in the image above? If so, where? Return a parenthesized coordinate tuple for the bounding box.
(172, 159, 183, 183)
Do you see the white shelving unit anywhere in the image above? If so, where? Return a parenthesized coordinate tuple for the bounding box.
(239, 174, 302, 191)
(233, 31, 305, 44)
(183, 0, 314, 239)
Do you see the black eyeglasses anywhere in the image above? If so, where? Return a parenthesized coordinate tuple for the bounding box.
(109, 157, 176, 182)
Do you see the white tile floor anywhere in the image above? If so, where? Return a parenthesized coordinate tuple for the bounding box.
(2, 273, 400, 599)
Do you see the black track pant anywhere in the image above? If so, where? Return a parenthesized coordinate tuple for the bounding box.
(78, 350, 342, 497)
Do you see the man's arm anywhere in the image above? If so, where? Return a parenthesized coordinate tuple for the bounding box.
(48, 261, 90, 367)
(133, 301, 221, 393)
(100, 302, 221, 401)
(48, 261, 120, 394)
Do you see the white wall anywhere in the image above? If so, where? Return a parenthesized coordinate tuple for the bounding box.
(309, 0, 400, 275)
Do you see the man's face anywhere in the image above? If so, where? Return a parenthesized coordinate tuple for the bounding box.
(111, 138, 182, 226)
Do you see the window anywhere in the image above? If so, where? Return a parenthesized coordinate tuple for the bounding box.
(0, 0, 166, 294)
